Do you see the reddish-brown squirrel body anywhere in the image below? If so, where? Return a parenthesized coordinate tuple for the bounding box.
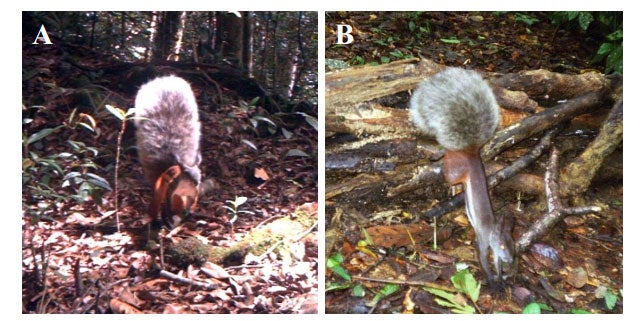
(410, 68, 514, 285)
(135, 76, 202, 226)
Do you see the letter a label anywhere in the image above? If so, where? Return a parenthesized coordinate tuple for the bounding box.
(32, 24, 53, 45)
(336, 24, 353, 45)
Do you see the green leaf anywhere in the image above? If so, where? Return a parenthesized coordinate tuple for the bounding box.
(85, 173, 112, 191)
(368, 284, 399, 307)
(451, 268, 480, 302)
(538, 302, 553, 311)
(37, 158, 64, 176)
(241, 139, 257, 151)
(426, 288, 474, 313)
(326, 282, 352, 292)
(390, 50, 404, 58)
(26, 126, 63, 146)
(577, 12, 594, 31)
(284, 149, 310, 158)
(605, 43, 623, 74)
(426, 288, 454, 301)
(380, 56, 390, 64)
(328, 252, 343, 264)
(105, 104, 126, 121)
(281, 128, 293, 139)
(440, 38, 460, 44)
(78, 122, 94, 133)
(522, 302, 542, 314)
(606, 30, 623, 41)
(409, 21, 416, 32)
(351, 283, 365, 297)
(514, 13, 539, 26)
(326, 253, 351, 281)
(62, 171, 82, 184)
(253, 116, 276, 127)
(566, 11, 580, 21)
(571, 308, 592, 314)
(299, 113, 318, 131)
(595, 43, 615, 57)
(233, 196, 248, 207)
(248, 96, 261, 107)
(605, 289, 618, 310)
(433, 297, 460, 309)
(361, 227, 373, 246)
(452, 304, 475, 314)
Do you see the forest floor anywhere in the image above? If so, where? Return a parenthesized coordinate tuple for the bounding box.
(22, 38, 318, 313)
(324, 12, 622, 314)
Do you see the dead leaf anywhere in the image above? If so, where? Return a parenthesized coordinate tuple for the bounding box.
(201, 262, 231, 279)
(163, 303, 187, 314)
(364, 222, 432, 248)
(110, 298, 143, 314)
(255, 167, 269, 180)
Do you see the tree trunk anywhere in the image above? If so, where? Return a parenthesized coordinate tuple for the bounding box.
(216, 11, 244, 68)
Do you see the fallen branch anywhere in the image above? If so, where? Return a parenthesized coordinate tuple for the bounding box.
(560, 100, 623, 197)
(159, 269, 217, 290)
(482, 91, 605, 158)
(328, 91, 607, 203)
(352, 275, 456, 293)
(515, 148, 602, 254)
(326, 58, 442, 111)
(489, 68, 616, 104)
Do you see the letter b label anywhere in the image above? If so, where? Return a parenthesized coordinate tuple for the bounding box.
(336, 24, 353, 44)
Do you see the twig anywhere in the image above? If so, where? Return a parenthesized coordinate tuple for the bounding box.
(515, 148, 602, 254)
(293, 219, 318, 242)
(159, 269, 218, 290)
(113, 115, 127, 233)
(352, 275, 456, 292)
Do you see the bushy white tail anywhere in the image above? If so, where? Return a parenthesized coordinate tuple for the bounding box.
(135, 76, 202, 224)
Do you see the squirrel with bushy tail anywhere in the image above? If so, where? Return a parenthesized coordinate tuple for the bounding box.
(134, 75, 202, 227)
(409, 67, 514, 286)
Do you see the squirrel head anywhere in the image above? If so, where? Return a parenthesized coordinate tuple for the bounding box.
(168, 176, 199, 219)
(150, 165, 200, 226)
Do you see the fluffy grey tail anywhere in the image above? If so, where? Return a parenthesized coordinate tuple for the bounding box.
(409, 68, 499, 151)
(135, 76, 202, 184)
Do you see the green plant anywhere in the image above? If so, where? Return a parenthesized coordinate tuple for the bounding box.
(23, 107, 111, 218)
(522, 302, 553, 314)
(326, 252, 351, 282)
(60, 140, 111, 206)
(405, 12, 431, 38)
(367, 283, 399, 307)
(223, 196, 254, 224)
(592, 30, 622, 74)
(514, 13, 540, 26)
(105, 105, 137, 231)
(425, 267, 480, 313)
(325, 252, 366, 296)
(350, 55, 365, 65)
(549, 12, 595, 30)
(595, 285, 620, 310)
(440, 37, 461, 44)
(549, 11, 623, 74)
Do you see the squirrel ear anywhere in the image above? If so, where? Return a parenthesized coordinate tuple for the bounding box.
(149, 165, 183, 220)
